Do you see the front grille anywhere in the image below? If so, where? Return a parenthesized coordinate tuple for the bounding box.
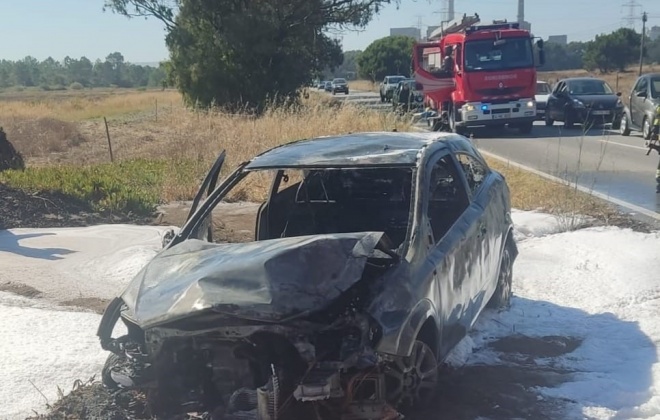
(475, 86, 524, 96)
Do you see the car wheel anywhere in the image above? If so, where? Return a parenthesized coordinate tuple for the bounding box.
(619, 113, 631, 136)
(332, 91, 336, 95)
(384, 339, 438, 410)
(380, 94, 385, 103)
(345, 90, 349, 95)
(102, 353, 128, 390)
(545, 114, 554, 126)
(643, 117, 652, 140)
(564, 114, 575, 129)
(487, 244, 513, 309)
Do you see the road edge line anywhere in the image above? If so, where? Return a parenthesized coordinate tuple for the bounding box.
(410, 126, 660, 222)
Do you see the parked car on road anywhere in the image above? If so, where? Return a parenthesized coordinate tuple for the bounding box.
(535, 81, 552, 120)
(619, 73, 660, 139)
(98, 131, 518, 419)
(317, 80, 328, 89)
(545, 77, 624, 129)
(379, 75, 406, 102)
(331, 78, 349, 95)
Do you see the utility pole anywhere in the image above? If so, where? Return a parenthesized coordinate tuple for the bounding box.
(639, 11, 647, 76)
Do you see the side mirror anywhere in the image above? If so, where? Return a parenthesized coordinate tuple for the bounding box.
(536, 39, 544, 49)
(616, 92, 622, 97)
(538, 50, 546, 67)
(635, 91, 646, 98)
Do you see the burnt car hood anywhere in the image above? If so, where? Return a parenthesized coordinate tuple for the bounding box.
(120, 232, 387, 329)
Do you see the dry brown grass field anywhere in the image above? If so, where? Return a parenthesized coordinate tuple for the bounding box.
(0, 85, 621, 221)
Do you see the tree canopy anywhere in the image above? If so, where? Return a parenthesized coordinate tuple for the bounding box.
(583, 28, 641, 73)
(356, 35, 415, 82)
(0, 53, 168, 89)
(104, 0, 397, 110)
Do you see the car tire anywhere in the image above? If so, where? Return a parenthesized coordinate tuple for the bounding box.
(487, 243, 513, 309)
(619, 114, 631, 136)
(545, 115, 554, 126)
(332, 91, 336, 95)
(564, 114, 575, 129)
(380, 94, 385, 103)
(643, 117, 652, 140)
(102, 353, 126, 391)
(345, 90, 349, 95)
(384, 339, 438, 411)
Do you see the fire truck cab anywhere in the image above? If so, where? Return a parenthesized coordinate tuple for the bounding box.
(413, 14, 545, 134)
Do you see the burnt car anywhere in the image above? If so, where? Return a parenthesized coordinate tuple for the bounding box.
(98, 132, 518, 419)
(619, 73, 660, 139)
(545, 77, 624, 129)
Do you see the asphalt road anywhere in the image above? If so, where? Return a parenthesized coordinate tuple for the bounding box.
(466, 122, 660, 217)
(328, 88, 660, 218)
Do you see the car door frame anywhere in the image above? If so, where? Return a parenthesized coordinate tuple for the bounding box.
(630, 76, 648, 129)
(548, 81, 566, 121)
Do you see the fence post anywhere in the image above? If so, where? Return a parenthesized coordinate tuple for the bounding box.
(103, 117, 114, 163)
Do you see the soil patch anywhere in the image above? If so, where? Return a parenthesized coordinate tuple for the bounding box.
(60, 297, 111, 315)
(0, 281, 42, 298)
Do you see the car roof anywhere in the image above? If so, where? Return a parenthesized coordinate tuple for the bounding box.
(245, 131, 465, 169)
(561, 77, 606, 82)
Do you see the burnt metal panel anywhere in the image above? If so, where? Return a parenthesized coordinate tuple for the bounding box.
(244, 132, 459, 169)
(120, 232, 389, 329)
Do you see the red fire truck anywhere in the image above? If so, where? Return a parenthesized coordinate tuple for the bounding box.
(413, 14, 545, 134)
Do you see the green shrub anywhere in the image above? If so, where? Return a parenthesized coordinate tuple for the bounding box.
(69, 82, 84, 90)
(0, 159, 175, 216)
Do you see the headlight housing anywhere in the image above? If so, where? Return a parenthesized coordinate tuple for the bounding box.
(464, 104, 475, 112)
(572, 99, 585, 108)
(525, 100, 535, 108)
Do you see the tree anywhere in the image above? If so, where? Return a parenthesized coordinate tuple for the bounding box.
(356, 35, 415, 82)
(325, 50, 361, 79)
(583, 28, 640, 73)
(104, 0, 397, 110)
(540, 41, 585, 71)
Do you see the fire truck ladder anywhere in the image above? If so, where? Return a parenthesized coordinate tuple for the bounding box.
(428, 13, 481, 40)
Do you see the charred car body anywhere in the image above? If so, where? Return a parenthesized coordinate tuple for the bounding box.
(98, 132, 518, 419)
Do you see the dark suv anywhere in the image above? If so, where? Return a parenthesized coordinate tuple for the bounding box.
(620, 73, 660, 139)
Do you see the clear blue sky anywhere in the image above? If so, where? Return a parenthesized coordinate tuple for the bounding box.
(1, 0, 660, 63)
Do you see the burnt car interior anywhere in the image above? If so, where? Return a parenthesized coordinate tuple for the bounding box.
(255, 168, 414, 249)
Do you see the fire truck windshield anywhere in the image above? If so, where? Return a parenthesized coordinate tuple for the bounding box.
(464, 37, 533, 72)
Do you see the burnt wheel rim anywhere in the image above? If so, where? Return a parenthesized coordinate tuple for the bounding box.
(385, 340, 438, 408)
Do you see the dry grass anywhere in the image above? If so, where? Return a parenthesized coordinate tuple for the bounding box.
(538, 64, 660, 95)
(3, 91, 409, 202)
(487, 158, 621, 227)
(0, 87, 635, 225)
(348, 80, 378, 92)
(0, 89, 182, 121)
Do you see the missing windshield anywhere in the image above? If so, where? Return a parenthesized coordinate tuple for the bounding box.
(464, 37, 533, 72)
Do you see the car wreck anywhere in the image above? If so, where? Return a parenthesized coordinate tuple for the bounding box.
(97, 132, 518, 419)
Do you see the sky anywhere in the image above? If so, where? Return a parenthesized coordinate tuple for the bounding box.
(1, 0, 660, 63)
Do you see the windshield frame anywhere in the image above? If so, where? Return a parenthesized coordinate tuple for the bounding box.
(567, 79, 614, 95)
(463, 36, 534, 72)
(536, 82, 551, 94)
